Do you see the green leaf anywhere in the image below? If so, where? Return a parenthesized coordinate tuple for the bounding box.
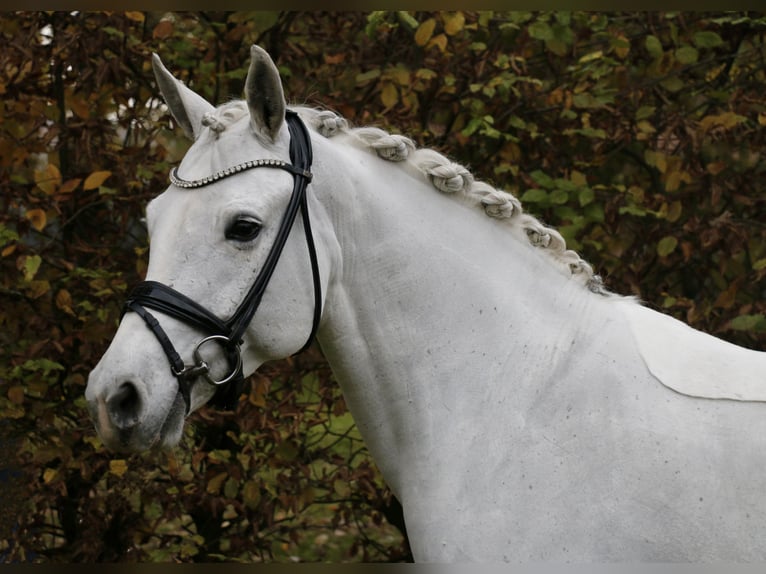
(0, 224, 19, 248)
(727, 314, 766, 332)
(578, 187, 595, 207)
(694, 31, 724, 49)
(675, 45, 699, 64)
(645, 35, 663, 58)
(521, 188, 549, 203)
(636, 106, 656, 121)
(23, 254, 42, 281)
(657, 236, 678, 257)
(22, 358, 64, 374)
(584, 203, 605, 223)
(529, 170, 555, 189)
(356, 69, 381, 85)
(365, 11, 388, 37)
(144, 501, 163, 521)
(396, 11, 419, 30)
(528, 21, 553, 41)
(550, 189, 570, 204)
(572, 92, 601, 109)
(660, 76, 684, 92)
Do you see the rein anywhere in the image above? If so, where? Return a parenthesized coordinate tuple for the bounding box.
(124, 110, 321, 413)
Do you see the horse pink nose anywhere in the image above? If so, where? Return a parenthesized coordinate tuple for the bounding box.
(106, 382, 145, 430)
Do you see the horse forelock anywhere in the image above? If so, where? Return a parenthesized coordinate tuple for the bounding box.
(295, 106, 609, 296)
(200, 100, 249, 134)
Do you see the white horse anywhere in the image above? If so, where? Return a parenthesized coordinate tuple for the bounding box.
(86, 45, 766, 562)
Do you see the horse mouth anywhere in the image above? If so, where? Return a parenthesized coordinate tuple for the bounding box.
(155, 391, 187, 449)
(91, 390, 187, 453)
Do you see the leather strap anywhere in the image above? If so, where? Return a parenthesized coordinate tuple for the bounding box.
(123, 111, 321, 413)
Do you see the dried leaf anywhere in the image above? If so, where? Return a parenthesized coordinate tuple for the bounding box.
(8, 386, 25, 405)
(26, 279, 50, 299)
(242, 480, 262, 509)
(664, 171, 682, 192)
(443, 12, 465, 36)
(59, 178, 82, 194)
(124, 11, 145, 23)
(25, 209, 47, 232)
(68, 93, 91, 120)
(153, 20, 174, 40)
(699, 112, 745, 134)
(34, 164, 61, 195)
(427, 34, 448, 53)
(83, 170, 112, 190)
(415, 18, 436, 46)
(109, 459, 128, 477)
(56, 289, 75, 315)
(706, 161, 726, 175)
(206, 471, 228, 494)
(713, 282, 738, 309)
(612, 33, 630, 59)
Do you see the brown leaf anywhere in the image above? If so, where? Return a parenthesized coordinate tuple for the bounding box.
(34, 164, 61, 195)
(206, 471, 228, 494)
(109, 459, 128, 477)
(443, 12, 465, 36)
(415, 18, 436, 46)
(59, 178, 82, 194)
(56, 289, 75, 315)
(8, 386, 25, 405)
(153, 20, 174, 40)
(124, 11, 145, 23)
(83, 170, 112, 190)
(25, 208, 47, 232)
(427, 34, 448, 53)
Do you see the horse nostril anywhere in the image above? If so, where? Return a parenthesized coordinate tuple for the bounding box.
(107, 382, 143, 430)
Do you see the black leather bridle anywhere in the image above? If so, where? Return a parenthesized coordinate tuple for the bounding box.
(124, 110, 321, 414)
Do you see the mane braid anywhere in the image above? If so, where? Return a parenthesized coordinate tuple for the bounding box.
(210, 102, 608, 296)
(301, 107, 609, 296)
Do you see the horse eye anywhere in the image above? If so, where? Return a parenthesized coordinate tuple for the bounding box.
(225, 216, 262, 242)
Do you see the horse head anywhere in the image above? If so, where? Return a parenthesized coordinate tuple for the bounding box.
(86, 46, 331, 451)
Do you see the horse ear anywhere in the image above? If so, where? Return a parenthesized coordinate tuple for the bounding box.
(244, 45, 286, 143)
(152, 53, 215, 140)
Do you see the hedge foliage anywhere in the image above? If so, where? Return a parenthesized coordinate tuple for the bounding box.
(1, 11, 764, 562)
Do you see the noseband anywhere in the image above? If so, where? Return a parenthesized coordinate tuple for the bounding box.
(124, 110, 321, 414)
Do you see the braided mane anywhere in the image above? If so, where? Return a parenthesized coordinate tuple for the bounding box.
(299, 107, 608, 296)
(200, 102, 608, 295)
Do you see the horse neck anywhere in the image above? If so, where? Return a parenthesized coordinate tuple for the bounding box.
(310, 135, 618, 495)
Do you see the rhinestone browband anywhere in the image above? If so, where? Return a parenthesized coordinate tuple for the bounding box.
(169, 159, 312, 189)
